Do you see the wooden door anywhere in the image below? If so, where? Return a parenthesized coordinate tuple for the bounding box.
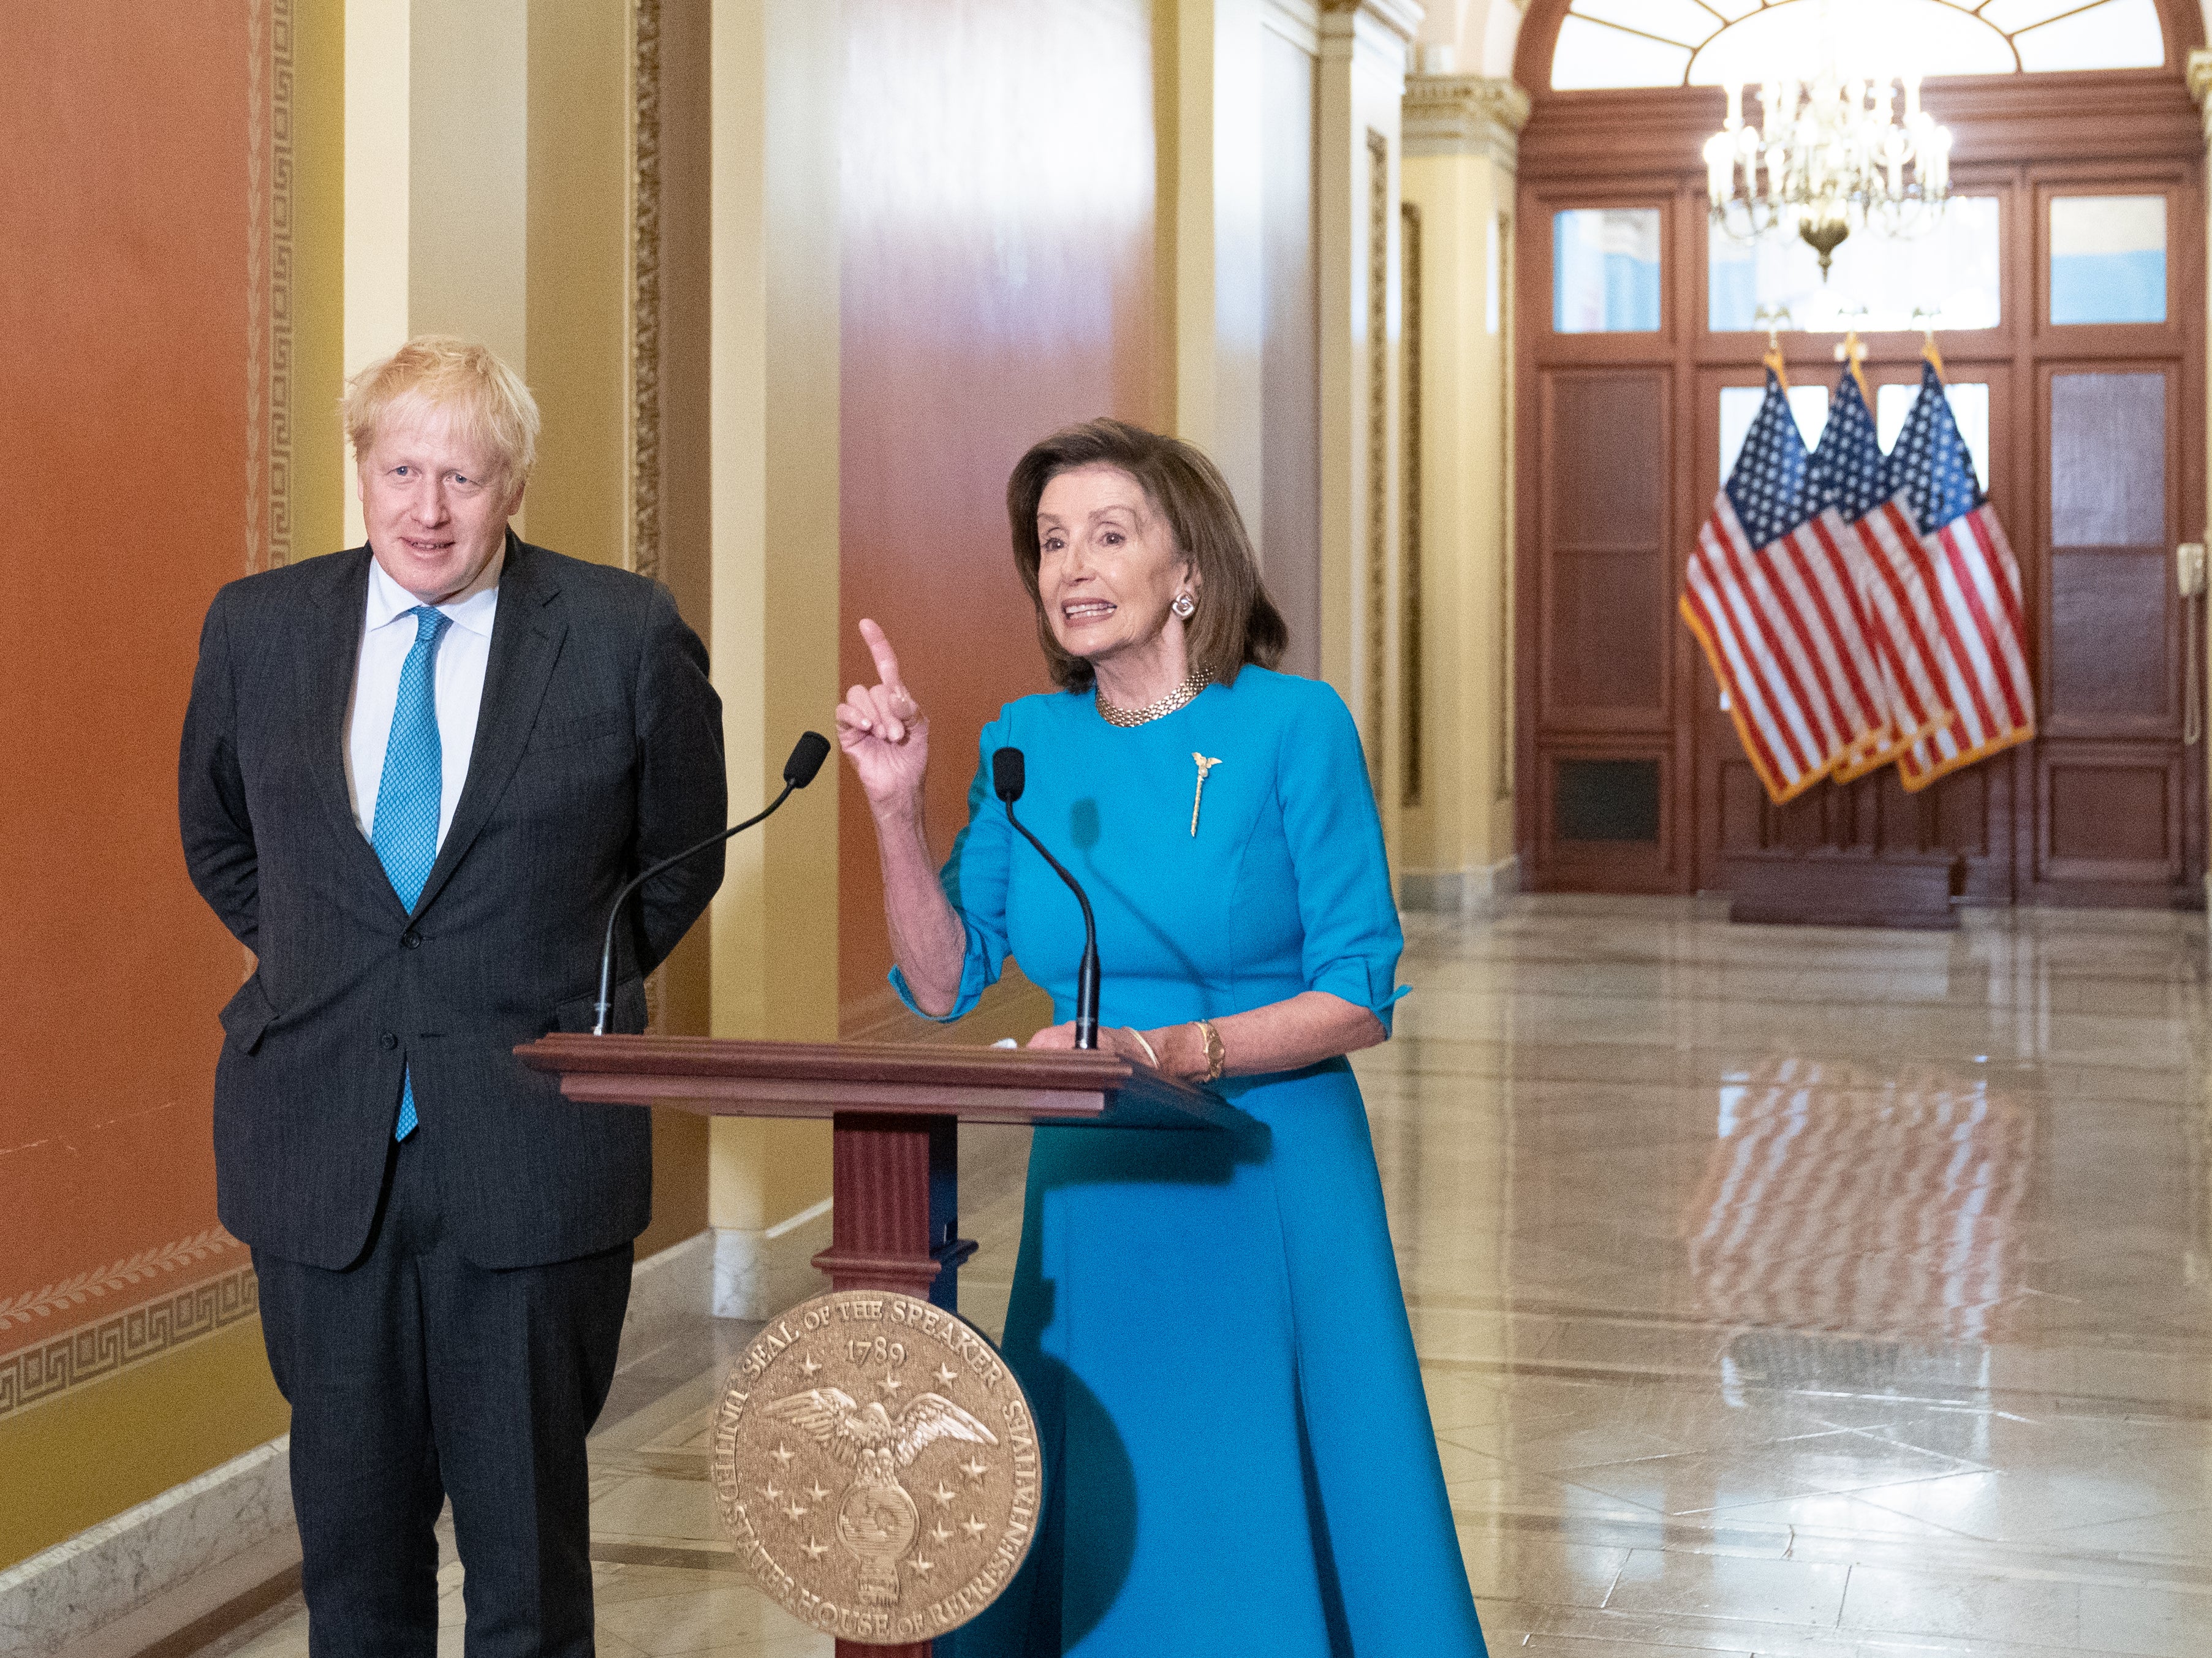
(1515, 80, 2205, 914)
(2025, 173, 2205, 904)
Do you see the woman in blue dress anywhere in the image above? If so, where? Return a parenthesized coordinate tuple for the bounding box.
(835, 418, 1486, 1657)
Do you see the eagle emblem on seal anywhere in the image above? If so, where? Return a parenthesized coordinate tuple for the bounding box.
(762, 1387, 999, 1603)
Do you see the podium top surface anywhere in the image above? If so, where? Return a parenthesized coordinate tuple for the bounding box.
(515, 1034, 1233, 1129)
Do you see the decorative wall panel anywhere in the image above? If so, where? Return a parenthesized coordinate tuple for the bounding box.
(0, 0, 290, 1416)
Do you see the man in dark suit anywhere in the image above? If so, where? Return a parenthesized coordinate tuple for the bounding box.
(180, 336, 727, 1657)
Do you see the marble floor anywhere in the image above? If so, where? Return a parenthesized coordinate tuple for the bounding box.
(193, 897, 2212, 1657)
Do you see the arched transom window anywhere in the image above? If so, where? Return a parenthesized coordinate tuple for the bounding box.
(1553, 0, 2167, 91)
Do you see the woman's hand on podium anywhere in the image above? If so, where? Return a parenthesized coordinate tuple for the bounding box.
(836, 618, 930, 819)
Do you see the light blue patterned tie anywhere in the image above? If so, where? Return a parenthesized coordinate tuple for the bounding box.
(371, 606, 451, 1141)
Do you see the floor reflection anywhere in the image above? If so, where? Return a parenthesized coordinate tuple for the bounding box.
(184, 898, 2212, 1658)
(1686, 1057, 2034, 1344)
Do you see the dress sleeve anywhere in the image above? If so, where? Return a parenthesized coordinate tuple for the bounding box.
(1276, 684, 1409, 1035)
(889, 715, 1012, 1023)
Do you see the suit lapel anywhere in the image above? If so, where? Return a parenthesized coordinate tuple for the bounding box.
(408, 535, 567, 921)
(303, 548, 409, 919)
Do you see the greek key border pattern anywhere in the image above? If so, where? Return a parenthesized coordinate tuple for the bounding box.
(1364, 129, 1390, 789)
(244, 0, 294, 575)
(0, 1254, 258, 1423)
(1400, 197, 1423, 809)
(269, 0, 295, 568)
(629, 0, 664, 584)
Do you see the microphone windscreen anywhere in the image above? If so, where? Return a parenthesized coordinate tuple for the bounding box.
(785, 731, 833, 787)
(992, 746, 1026, 803)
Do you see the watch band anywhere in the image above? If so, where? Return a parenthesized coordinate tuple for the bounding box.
(1191, 1018, 1225, 1085)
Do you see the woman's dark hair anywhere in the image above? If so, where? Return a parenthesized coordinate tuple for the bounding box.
(1006, 418, 1289, 692)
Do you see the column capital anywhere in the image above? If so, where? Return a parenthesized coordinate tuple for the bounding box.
(1321, 0, 1425, 46)
(1403, 74, 1530, 166)
(2189, 47, 2212, 142)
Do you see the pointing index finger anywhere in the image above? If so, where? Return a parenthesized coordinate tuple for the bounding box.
(857, 618, 906, 692)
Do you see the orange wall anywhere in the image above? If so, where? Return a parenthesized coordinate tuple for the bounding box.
(0, 4, 257, 1325)
(836, 0, 1163, 1020)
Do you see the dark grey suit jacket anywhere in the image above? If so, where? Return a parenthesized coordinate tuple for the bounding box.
(179, 538, 727, 1271)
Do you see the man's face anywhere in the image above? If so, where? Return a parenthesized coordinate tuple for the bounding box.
(357, 401, 522, 604)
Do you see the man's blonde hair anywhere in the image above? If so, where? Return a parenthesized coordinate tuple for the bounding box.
(342, 336, 540, 485)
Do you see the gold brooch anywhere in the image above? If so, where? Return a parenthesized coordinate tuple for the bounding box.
(1190, 753, 1221, 836)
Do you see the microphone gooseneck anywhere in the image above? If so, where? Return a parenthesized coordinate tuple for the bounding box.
(591, 731, 832, 1036)
(992, 746, 1100, 1050)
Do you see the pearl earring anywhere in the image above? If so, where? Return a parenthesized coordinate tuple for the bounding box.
(1171, 592, 1197, 619)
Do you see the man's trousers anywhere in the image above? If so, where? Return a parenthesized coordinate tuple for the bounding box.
(254, 1129, 634, 1658)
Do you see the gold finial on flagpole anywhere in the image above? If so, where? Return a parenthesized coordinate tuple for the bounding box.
(1754, 305, 1793, 387)
(1911, 307, 1946, 379)
(1831, 306, 1871, 398)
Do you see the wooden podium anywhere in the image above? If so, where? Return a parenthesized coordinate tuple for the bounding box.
(515, 1035, 1228, 1656)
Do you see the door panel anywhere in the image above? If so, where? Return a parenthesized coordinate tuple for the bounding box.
(2029, 355, 2199, 903)
(1540, 368, 1670, 727)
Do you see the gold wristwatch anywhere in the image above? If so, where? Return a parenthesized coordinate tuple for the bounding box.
(1191, 1018, 1225, 1085)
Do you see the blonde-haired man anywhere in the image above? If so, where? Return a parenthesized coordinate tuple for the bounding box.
(181, 336, 727, 1656)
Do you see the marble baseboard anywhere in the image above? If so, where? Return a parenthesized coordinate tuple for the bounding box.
(711, 1200, 833, 1320)
(1400, 855, 1521, 918)
(0, 1435, 292, 1658)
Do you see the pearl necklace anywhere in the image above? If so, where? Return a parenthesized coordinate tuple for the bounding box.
(1096, 667, 1213, 728)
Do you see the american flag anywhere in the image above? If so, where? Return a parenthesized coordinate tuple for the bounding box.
(1807, 369, 1955, 779)
(1885, 358, 2036, 789)
(1681, 369, 1892, 804)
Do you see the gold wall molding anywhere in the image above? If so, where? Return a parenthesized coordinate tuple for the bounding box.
(0, 1235, 256, 1423)
(245, 0, 295, 575)
(1400, 196, 1423, 809)
(1402, 74, 1530, 167)
(627, 0, 664, 584)
(1364, 127, 1390, 788)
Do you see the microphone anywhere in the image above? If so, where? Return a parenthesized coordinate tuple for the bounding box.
(591, 731, 832, 1035)
(992, 746, 1100, 1050)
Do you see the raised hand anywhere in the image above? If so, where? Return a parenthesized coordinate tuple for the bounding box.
(835, 618, 930, 814)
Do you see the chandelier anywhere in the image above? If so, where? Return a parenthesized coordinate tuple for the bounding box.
(1703, 30, 1952, 279)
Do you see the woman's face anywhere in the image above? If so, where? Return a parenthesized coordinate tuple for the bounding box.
(1036, 464, 1194, 670)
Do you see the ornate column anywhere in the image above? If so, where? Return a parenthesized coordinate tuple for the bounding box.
(1318, 0, 1422, 845)
(1395, 72, 1528, 914)
(705, 0, 842, 1314)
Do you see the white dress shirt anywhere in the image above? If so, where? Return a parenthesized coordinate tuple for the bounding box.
(344, 553, 501, 846)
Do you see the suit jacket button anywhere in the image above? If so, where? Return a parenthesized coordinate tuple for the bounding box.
(401, 930, 422, 950)
(379, 1031, 399, 1050)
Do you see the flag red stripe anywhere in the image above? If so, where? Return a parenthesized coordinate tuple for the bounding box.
(1887, 498, 1999, 743)
(1684, 556, 1806, 792)
(1768, 520, 1886, 740)
(1710, 507, 1853, 755)
(1690, 525, 1824, 781)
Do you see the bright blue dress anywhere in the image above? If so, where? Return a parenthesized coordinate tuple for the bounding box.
(893, 668, 1487, 1657)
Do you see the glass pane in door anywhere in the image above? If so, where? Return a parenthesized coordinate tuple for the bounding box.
(1554, 209, 1662, 333)
(2050, 196, 2166, 325)
(1710, 197, 1999, 333)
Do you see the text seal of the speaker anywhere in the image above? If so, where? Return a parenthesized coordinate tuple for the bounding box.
(710, 1289, 1043, 1647)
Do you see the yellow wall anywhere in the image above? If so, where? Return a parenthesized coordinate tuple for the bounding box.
(525, 0, 631, 569)
(703, 0, 844, 1234)
(0, 1322, 289, 1570)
